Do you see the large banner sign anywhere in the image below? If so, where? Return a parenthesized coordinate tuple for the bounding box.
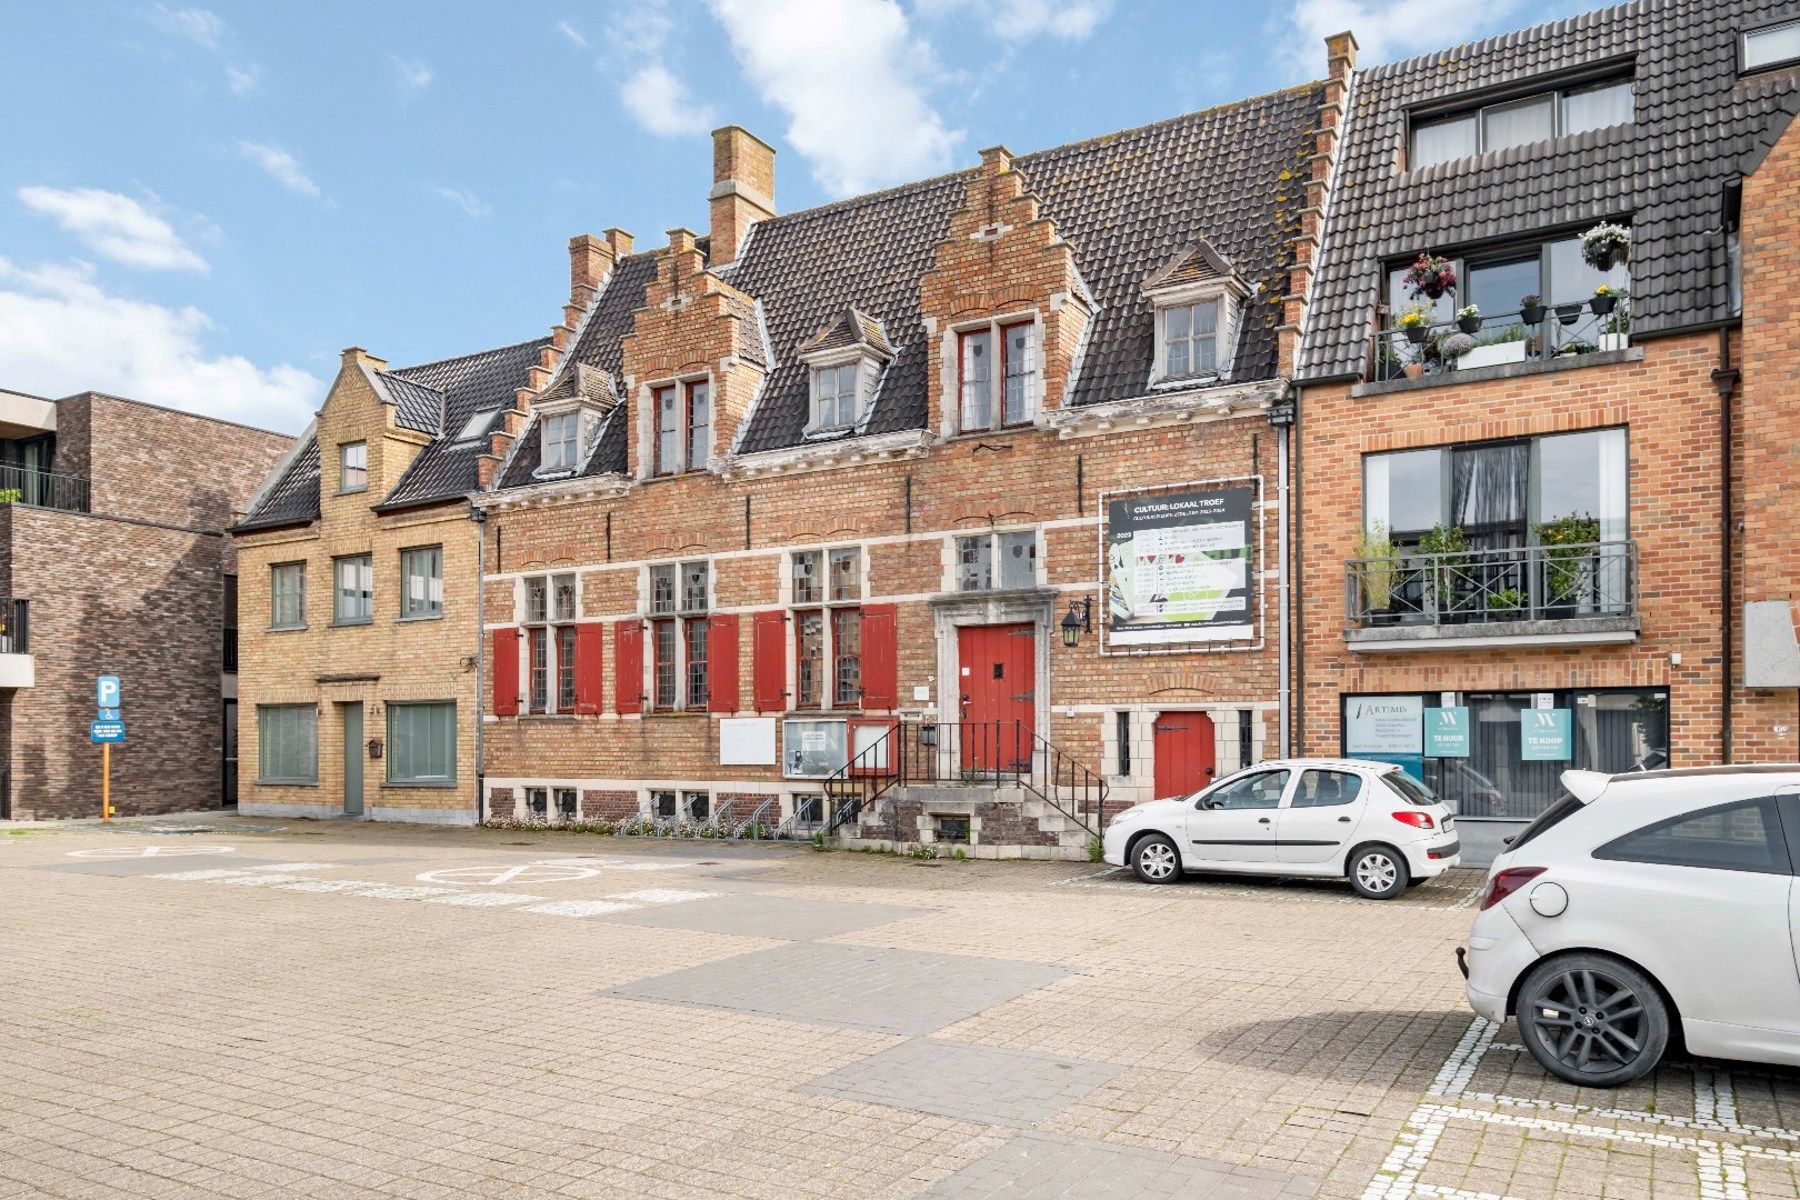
(1106, 486, 1255, 645)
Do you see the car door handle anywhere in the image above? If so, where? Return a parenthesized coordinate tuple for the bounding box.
(1258, 817, 1271, 824)
(1337, 816, 1352, 823)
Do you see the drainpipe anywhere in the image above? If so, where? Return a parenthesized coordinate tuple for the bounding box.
(1713, 326, 1738, 765)
(1270, 391, 1296, 759)
(469, 501, 488, 823)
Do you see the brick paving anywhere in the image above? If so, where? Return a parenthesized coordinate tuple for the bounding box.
(2, 816, 1799, 1198)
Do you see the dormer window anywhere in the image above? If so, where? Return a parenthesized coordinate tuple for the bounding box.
(810, 362, 862, 432)
(541, 411, 580, 472)
(1408, 75, 1633, 169)
(1142, 237, 1245, 386)
(1744, 20, 1800, 72)
(796, 306, 895, 438)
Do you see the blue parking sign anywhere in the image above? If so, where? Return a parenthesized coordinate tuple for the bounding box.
(96, 675, 121, 709)
(90, 720, 125, 744)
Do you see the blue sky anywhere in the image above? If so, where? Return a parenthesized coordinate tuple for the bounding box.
(0, 0, 1591, 433)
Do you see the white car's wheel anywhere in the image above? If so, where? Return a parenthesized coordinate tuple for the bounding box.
(1516, 953, 1669, 1087)
(1347, 843, 1409, 900)
(1131, 834, 1181, 885)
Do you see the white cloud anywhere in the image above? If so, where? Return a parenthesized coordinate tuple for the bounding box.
(236, 141, 321, 198)
(225, 64, 259, 94)
(917, 0, 1113, 40)
(1275, 0, 1530, 75)
(616, 1, 676, 57)
(393, 55, 433, 92)
(0, 257, 319, 432)
(709, 0, 963, 196)
(433, 186, 492, 218)
(149, 3, 222, 49)
(16, 187, 208, 273)
(621, 64, 717, 137)
(556, 19, 588, 48)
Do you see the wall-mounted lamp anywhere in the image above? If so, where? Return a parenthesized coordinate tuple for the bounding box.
(1059, 599, 1092, 648)
(366, 739, 384, 760)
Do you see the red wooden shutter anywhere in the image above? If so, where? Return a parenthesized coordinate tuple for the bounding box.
(492, 628, 520, 717)
(573, 623, 603, 715)
(752, 610, 787, 712)
(861, 603, 898, 710)
(614, 621, 644, 715)
(708, 613, 740, 714)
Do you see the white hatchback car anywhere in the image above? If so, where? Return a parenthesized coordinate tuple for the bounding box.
(1463, 765, 1800, 1087)
(1102, 758, 1463, 899)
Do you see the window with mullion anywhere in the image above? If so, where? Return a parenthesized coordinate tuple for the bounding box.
(541, 411, 580, 472)
(795, 610, 825, 710)
(1000, 323, 1036, 426)
(1409, 76, 1634, 168)
(832, 609, 861, 706)
(686, 381, 710, 470)
(400, 545, 442, 619)
(1163, 300, 1219, 378)
(333, 555, 373, 624)
(958, 329, 994, 431)
(685, 618, 709, 708)
(653, 619, 679, 710)
(557, 626, 577, 712)
(270, 562, 306, 630)
(654, 385, 680, 476)
(528, 627, 550, 714)
(811, 362, 861, 431)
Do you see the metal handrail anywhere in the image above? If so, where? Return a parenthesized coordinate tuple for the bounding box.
(1368, 298, 1630, 382)
(1346, 539, 1637, 626)
(0, 464, 91, 514)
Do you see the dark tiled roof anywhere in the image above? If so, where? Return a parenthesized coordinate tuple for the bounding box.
(237, 337, 547, 528)
(1298, 0, 1800, 380)
(377, 371, 445, 436)
(376, 337, 549, 510)
(234, 437, 320, 531)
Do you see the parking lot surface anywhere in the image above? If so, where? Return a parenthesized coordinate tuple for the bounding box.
(3, 817, 1797, 1199)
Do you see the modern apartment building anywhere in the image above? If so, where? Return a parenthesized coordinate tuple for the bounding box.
(0, 389, 287, 818)
(1293, 0, 1800, 858)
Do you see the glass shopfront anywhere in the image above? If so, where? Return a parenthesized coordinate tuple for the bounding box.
(1342, 688, 1669, 820)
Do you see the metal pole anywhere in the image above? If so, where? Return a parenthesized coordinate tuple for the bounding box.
(1277, 420, 1291, 758)
(102, 743, 111, 822)
(470, 503, 488, 825)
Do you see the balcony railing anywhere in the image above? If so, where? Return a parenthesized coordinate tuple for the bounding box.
(1346, 541, 1637, 629)
(0, 464, 91, 514)
(1367, 297, 1631, 383)
(0, 598, 28, 654)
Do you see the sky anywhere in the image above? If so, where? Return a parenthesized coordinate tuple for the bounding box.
(0, 0, 1594, 434)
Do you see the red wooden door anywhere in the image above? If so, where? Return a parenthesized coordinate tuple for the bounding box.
(1153, 711, 1216, 799)
(957, 623, 1035, 772)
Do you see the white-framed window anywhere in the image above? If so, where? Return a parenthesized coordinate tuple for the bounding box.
(1162, 299, 1220, 378)
(790, 546, 864, 710)
(955, 530, 1037, 592)
(257, 704, 317, 783)
(386, 701, 456, 785)
(956, 319, 1037, 432)
(648, 560, 709, 711)
(399, 545, 442, 620)
(541, 411, 581, 472)
(522, 572, 578, 714)
(1409, 76, 1634, 168)
(650, 379, 711, 476)
(338, 442, 367, 493)
(270, 562, 306, 630)
(1745, 20, 1800, 72)
(809, 361, 862, 432)
(332, 554, 373, 624)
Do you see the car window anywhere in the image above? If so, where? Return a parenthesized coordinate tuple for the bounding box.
(1202, 769, 1290, 810)
(1593, 798, 1792, 876)
(1383, 770, 1439, 807)
(1509, 793, 1584, 851)
(1292, 769, 1363, 809)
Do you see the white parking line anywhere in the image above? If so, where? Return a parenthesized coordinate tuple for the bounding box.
(608, 888, 718, 905)
(525, 900, 639, 918)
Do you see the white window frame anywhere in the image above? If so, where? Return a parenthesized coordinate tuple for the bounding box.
(950, 314, 1040, 434)
(540, 411, 581, 473)
(645, 559, 711, 712)
(1148, 282, 1239, 384)
(519, 572, 578, 714)
(641, 373, 713, 479)
(951, 528, 1040, 593)
(1745, 20, 1800, 72)
(806, 354, 869, 435)
(787, 545, 865, 712)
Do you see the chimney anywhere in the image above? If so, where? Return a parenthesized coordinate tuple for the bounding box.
(568, 233, 613, 300)
(709, 125, 776, 266)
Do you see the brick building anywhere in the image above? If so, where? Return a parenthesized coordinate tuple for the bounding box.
(232, 339, 550, 824)
(1293, 0, 1800, 859)
(0, 390, 287, 819)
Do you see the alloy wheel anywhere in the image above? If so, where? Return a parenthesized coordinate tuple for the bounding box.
(1526, 968, 1649, 1079)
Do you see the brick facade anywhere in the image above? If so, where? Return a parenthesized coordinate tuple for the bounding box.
(0, 393, 287, 819)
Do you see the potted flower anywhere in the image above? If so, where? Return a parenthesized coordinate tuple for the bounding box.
(1438, 332, 1477, 368)
(1581, 222, 1631, 271)
(1354, 522, 1400, 619)
(1519, 294, 1545, 325)
(1456, 304, 1483, 334)
(1404, 253, 1457, 301)
(1590, 283, 1619, 316)
(1556, 302, 1583, 326)
(1598, 291, 1630, 351)
(1397, 306, 1431, 344)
